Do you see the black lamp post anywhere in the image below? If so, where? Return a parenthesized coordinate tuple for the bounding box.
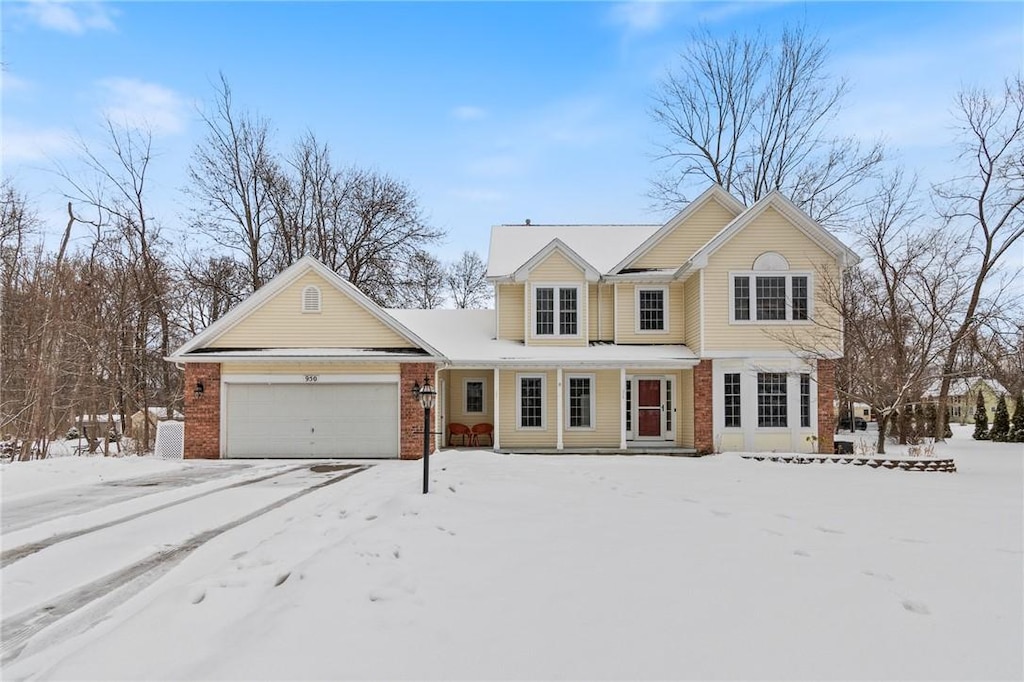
(411, 376, 436, 494)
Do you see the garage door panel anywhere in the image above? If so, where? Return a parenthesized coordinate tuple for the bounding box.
(225, 382, 399, 458)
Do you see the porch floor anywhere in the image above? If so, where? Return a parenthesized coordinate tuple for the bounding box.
(486, 446, 702, 457)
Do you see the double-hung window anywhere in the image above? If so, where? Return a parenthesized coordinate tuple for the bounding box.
(636, 287, 667, 332)
(565, 375, 595, 429)
(534, 286, 579, 336)
(731, 274, 810, 322)
(517, 374, 546, 429)
(800, 373, 811, 428)
(464, 379, 485, 415)
(724, 373, 741, 427)
(757, 372, 788, 427)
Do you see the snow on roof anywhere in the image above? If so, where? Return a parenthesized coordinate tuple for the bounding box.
(487, 224, 659, 278)
(389, 309, 699, 367)
(177, 348, 429, 361)
(133, 407, 184, 419)
(922, 376, 1010, 398)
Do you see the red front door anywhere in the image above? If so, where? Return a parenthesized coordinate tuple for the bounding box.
(637, 379, 662, 438)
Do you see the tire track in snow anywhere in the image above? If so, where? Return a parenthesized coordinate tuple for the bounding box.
(1, 464, 310, 568)
(0, 464, 369, 666)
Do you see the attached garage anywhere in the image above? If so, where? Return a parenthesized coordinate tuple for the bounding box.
(223, 380, 400, 458)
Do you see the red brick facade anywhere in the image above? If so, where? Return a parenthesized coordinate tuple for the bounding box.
(401, 362, 439, 460)
(694, 359, 714, 454)
(816, 358, 836, 454)
(184, 363, 221, 459)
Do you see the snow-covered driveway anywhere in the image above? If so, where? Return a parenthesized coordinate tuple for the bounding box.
(2, 430, 1022, 680)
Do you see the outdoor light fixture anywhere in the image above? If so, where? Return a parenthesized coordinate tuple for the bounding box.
(194, 380, 205, 400)
(412, 376, 436, 493)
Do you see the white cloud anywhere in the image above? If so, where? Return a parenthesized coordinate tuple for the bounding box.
(2, 125, 73, 162)
(1, 73, 33, 93)
(607, 1, 671, 33)
(20, 0, 116, 34)
(452, 105, 486, 121)
(98, 78, 189, 136)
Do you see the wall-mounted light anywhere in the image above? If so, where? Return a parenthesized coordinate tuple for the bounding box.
(194, 380, 205, 400)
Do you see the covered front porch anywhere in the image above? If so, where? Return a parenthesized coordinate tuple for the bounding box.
(435, 365, 699, 453)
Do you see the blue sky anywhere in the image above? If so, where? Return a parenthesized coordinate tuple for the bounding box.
(3, 1, 1022, 261)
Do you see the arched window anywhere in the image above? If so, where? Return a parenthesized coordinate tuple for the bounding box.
(302, 285, 322, 313)
(752, 251, 790, 271)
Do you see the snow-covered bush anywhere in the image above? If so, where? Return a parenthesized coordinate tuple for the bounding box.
(989, 394, 1010, 442)
(973, 392, 990, 440)
(66, 426, 79, 440)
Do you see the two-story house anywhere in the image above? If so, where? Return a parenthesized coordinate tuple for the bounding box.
(169, 185, 858, 459)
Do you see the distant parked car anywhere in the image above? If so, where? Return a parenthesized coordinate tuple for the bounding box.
(837, 415, 867, 431)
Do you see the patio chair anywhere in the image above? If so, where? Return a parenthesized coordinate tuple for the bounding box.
(448, 422, 472, 447)
(470, 423, 494, 447)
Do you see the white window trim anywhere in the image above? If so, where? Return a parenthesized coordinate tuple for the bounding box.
(463, 378, 486, 415)
(531, 283, 582, 338)
(301, 285, 322, 314)
(564, 373, 597, 430)
(723, 372, 742, 430)
(728, 271, 813, 324)
(516, 373, 547, 430)
(634, 285, 669, 334)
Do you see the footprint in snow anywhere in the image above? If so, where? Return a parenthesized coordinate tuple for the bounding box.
(761, 528, 784, 536)
(793, 549, 811, 557)
(895, 537, 927, 544)
(901, 599, 930, 615)
(435, 525, 456, 536)
(861, 569, 894, 581)
(274, 572, 291, 587)
(189, 588, 206, 605)
(710, 510, 731, 517)
(681, 497, 700, 504)
(816, 526, 845, 535)
(365, 514, 378, 521)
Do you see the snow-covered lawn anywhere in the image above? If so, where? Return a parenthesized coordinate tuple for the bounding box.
(2, 427, 1021, 680)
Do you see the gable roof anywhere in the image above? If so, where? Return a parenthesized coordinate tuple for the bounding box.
(168, 256, 444, 360)
(674, 191, 861, 276)
(510, 238, 601, 282)
(609, 185, 746, 275)
(487, 224, 658, 279)
(922, 377, 1009, 399)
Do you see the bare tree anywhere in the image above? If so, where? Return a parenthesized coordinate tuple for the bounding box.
(397, 250, 447, 309)
(187, 74, 278, 292)
(931, 76, 1024, 439)
(650, 22, 883, 228)
(446, 250, 491, 309)
(338, 168, 444, 305)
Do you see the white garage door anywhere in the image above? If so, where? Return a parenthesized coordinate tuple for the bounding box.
(225, 382, 399, 458)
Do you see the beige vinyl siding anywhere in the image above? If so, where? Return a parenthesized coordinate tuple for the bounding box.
(752, 432, 798, 452)
(614, 282, 686, 344)
(497, 284, 525, 341)
(720, 432, 744, 452)
(210, 272, 413, 349)
(683, 277, 701, 354)
(443, 370, 494, 430)
(563, 370, 622, 448)
(678, 368, 694, 447)
(529, 250, 585, 280)
(598, 283, 614, 341)
(498, 369, 558, 449)
(588, 285, 599, 341)
(702, 207, 842, 353)
(632, 199, 739, 269)
(221, 362, 401, 375)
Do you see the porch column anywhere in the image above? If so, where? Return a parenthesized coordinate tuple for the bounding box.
(620, 368, 627, 449)
(493, 368, 500, 450)
(556, 367, 564, 450)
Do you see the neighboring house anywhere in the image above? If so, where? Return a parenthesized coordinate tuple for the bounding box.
(73, 414, 122, 441)
(922, 377, 1013, 424)
(129, 407, 183, 439)
(168, 185, 859, 459)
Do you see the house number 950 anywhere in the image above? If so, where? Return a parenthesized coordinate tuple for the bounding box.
(304, 375, 319, 383)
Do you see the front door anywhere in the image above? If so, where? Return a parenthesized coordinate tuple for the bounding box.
(636, 379, 663, 438)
